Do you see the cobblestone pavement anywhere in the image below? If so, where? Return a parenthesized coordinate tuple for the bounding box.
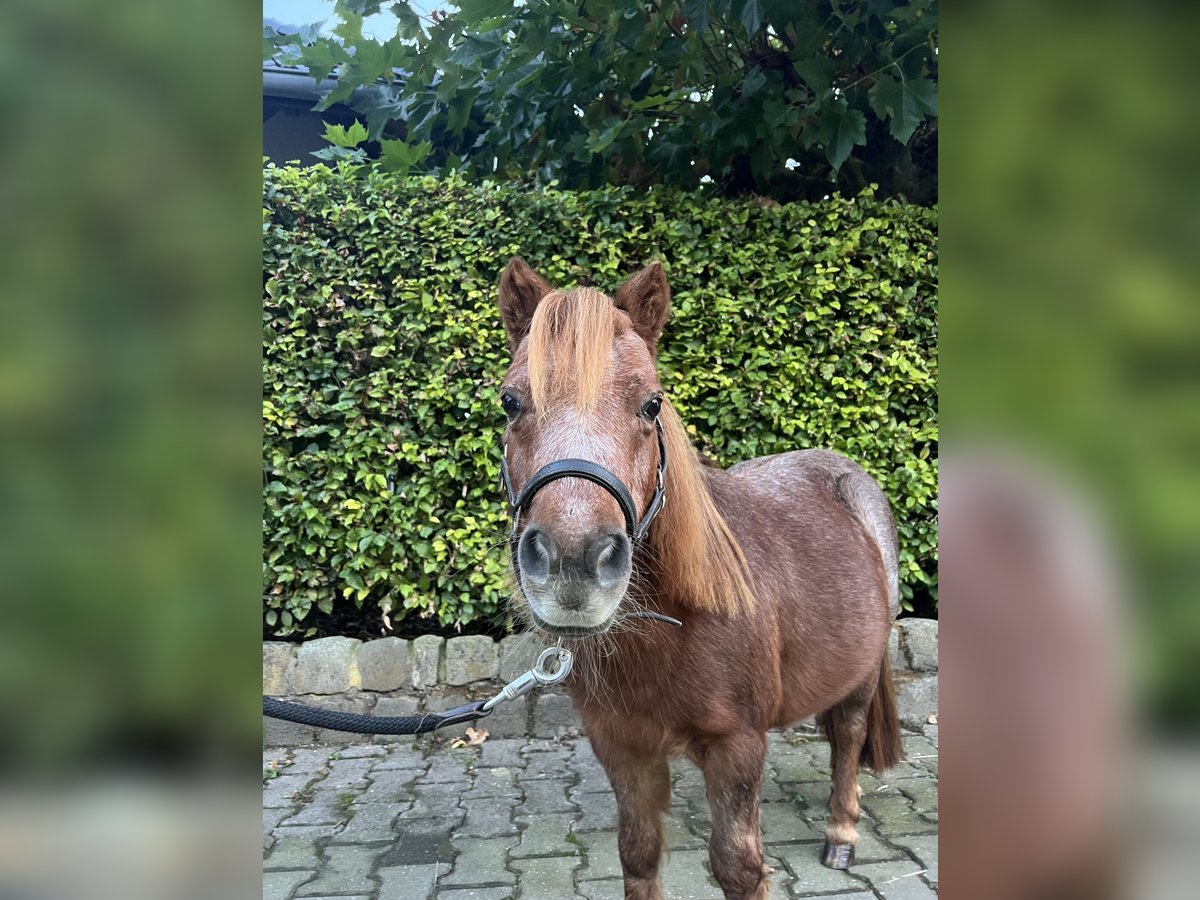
(264, 728, 938, 899)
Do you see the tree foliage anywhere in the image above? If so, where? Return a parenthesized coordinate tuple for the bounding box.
(265, 1, 938, 203)
(262, 165, 938, 637)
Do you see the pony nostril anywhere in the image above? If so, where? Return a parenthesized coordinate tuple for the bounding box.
(589, 531, 632, 588)
(518, 527, 557, 585)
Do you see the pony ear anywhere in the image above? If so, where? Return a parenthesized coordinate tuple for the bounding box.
(614, 262, 671, 352)
(498, 257, 554, 348)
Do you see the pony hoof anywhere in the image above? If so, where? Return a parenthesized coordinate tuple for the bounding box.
(820, 840, 856, 869)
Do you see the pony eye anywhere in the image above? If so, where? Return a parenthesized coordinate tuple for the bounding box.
(501, 392, 522, 419)
(641, 396, 662, 419)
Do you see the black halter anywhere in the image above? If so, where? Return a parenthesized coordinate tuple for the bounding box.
(500, 417, 668, 546)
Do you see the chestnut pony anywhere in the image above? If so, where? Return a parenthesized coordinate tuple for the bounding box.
(496, 258, 902, 899)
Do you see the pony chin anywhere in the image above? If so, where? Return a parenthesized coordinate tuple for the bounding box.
(518, 582, 626, 638)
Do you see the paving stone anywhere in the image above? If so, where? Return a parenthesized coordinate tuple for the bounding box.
(852, 860, 937, 899)
(511, 811, 579, 857)
(773, 845, 869, 895)
(859, 795, 935, 836)
(376, 827, 456, 866)
(663, 812, 706, 849)
(336, 743, 388, 758)
(517, 747, 573, 781)
(573, 830, 622, 880)
(765, 854, 795, 897)
(894, 674, 938, 730)
(293, 636, 362, 695)
(264, 831, 325, 870)
(264, 642, 297, 695)
(399, 783, 467, 828)
(445, 635, 499, 685)
(331, 801, 401, 844)
(423, 749, 476, 784)
(457, 797, 520, 838)
(358, 638, 411, 691)
(280, 790, 355, 827)
(895, 778, 938, 815)
(571, 789, 617, 831)
(360, 766, 420, 806)
(577, 879, 624, 900)
(891, 834, 937, 883)
(439, 836, 518, 886)
(659, 848, 722, 899)
(263, 869, 315, 900)
(437, 889, 514, 899)
(520, 778, 576, 812)
(264, 806, 290, 848)
(264, 773, 319, 809)
(463, 767, 520, 801)
(320, 756, 376, 790)
(295, 844, 380, 896)
(411, 635, 444, 689)
(478, 739, 526, 769)
(900, 619, 938, 672)
(530, 692, 579, 737)
(377, 863, 441, 900)
(509, 855, 580, 900)
(759, 801, 824, 841)
(845, 827, 909, 863)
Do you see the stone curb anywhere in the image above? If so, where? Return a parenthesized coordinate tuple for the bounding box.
(264, 620, 938, 746)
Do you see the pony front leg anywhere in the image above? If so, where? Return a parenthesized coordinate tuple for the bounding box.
(697, 731, 771, 899)
(591, 733, 671, 900)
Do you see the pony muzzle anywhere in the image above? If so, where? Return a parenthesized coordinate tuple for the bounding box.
(515, 525, 632, 634)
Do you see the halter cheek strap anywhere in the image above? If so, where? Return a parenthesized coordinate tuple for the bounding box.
(500, 417, 668, 546)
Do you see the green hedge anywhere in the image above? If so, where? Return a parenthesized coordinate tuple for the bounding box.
(263, 165, 938, 637)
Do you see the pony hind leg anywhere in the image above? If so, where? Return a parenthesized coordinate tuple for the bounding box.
(817, 654, 904, 869)
(696, 730, 772, 899)
(816, 679, 873, 869)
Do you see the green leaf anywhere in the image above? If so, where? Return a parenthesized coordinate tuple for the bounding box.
(378, 139, 432, 176)
(735, 0, 763, 36)
(456, 0, 516, 23)
(868, 74, 937, 144)
(323, 120, 369, 148)
(817, 103, 867, 171)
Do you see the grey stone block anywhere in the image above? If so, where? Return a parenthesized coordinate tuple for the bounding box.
(264, 642, 296, 695)
(895, 674, 938, 730)
(263, 870, 315, 900)
(295, 844, 380, 896)
(293, 636, 362, 695)
(498, 633, 537, 681)
(376, 865, 439, 900)
(901, 619, 938, 671)
(440, 836, 518, 886)
(305, 693, 375, 744)
(509, 855, 580, 900)
(264, 715, 318, 748)
(445, 635, 499, 685)
(357, 637, 410, 691)
(411, 635, 444, 689)
(888, 624, 905, 672)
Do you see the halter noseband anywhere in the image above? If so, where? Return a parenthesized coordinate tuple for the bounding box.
(500, 417, 668, 547)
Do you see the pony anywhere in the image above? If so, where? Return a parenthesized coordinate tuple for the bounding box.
(495, 258, 903, 899)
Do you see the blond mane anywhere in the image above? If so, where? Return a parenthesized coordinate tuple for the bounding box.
(524, 289, 755, 616)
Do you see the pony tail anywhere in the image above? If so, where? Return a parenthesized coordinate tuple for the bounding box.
(862, 654, 904, 773)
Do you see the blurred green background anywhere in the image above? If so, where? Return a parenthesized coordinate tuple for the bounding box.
(943, 3, 1200, 730)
